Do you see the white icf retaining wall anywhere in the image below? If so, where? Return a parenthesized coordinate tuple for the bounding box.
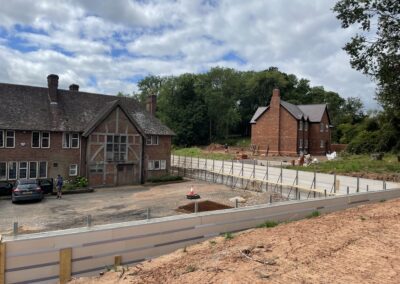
(2, 188, 400, 284)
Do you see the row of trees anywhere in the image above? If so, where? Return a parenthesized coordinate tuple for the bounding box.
(129, 67, 365, 147)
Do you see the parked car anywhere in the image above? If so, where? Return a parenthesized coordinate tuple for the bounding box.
(12, 179, 44, 203)
(37, 178, 54, 194)
(0, 181, 13, 196)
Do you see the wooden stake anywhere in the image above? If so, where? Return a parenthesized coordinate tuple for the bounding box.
(114, 255, 122, 267)
(59, 248, 72, 284)
(0, 236, 5, 284)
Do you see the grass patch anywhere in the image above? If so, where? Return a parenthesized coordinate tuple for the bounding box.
(287, 154, 400, 174)
(173, 147, 235, 160)
(215, 137, 251, 147)
(307, 210, 320, 219)
(209, 240, 217, 246)
(257, 220, 279, 228)
(146, 175, 183, 183)
(223, 232, 234, 240)
(185, 265, 197, 273)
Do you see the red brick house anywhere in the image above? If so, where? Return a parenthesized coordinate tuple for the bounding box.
(250, 88, 331, 156)
(0, 74, 174, 187)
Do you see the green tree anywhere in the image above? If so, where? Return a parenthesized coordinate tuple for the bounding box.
(333, 0, 400, 121)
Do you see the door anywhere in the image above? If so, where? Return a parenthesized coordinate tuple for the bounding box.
(117, 164, 135, 186)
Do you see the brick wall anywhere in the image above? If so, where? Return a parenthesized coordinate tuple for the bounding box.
(308, 110, 331, 155)
(0, 131, 81, 181)
(279, 107, 298, 155)
(144, 135, 171, 179)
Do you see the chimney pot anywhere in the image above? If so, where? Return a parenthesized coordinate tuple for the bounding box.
(272, 88, 280, 97)
(47, 74, 59, 103)
(69, 84, 79, 91)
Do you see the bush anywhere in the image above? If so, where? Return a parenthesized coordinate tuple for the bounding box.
(257, 220, 278, 228)
(147, 175, 183, 183)
(75, 176, 88, 188)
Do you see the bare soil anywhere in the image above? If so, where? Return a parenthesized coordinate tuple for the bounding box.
(70, 198, 400, 284)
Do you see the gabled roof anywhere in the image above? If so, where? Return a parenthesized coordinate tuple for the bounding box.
(298, 104, 328, 123)
(0, 83, 175, 136)
(250, 100, 329, 124)
(250, 106, 268, 123)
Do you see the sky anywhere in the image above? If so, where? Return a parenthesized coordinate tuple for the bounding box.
(0, 0, 378, 109)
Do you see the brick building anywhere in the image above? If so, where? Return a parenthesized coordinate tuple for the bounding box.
(0, 74, 174, 187)
(250, 88, 331, 156)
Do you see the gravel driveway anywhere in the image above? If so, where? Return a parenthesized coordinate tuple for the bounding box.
(0, 180, 273, 235)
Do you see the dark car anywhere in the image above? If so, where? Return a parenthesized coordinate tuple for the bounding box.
(37, 178, 54, 194)
(0, 181, 13, 196)
(12, 179, 44, 203)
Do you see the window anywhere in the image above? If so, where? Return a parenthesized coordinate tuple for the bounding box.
(32, 132, 50, 148)
(19, 162, 28, 179)
(29, 162, 38, 179)
(305, 122, 308, 131)
(305, 139, 308, 149)
(320, 122, 324, 132)
(299, 121, 303, 131)
(320, 140, 325, 148)
(39, 161, 47, 178)
(41, 132, 50, 148)
(32, 132, 40, 148)
(325, 124, 329, 132)
(0, 162, 6, 180)
(146, 135, 159, 145)
(6, 131, 15, 148)
(63, 133, 80, 148)
(69, 164, 78, 176)
(148, 160, 166, 170)
(89, 163, 104, 174)
(106, 135, 127, 161)
(8, 162, 17, 180)
(0, 130, 4, 148)
(299, 139, 303, 149)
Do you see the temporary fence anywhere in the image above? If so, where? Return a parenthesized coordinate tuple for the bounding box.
(1, 188, 400, 284)
(171, 155, 399, 200)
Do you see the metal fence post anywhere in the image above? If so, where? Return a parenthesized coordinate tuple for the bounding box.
(333, 173, 337, 193)
(222, 160, 224, 184)
(86, 215, 92, 227)
(235, 199, 238, 208)
(347, 186, 349, 195)
(269, 195, 272, 204)
(241, 160, 244, 188)
(146, 208, 151, 220)
(356, 177, 359, 193)
(178, 155, 181, 176)
(194, 201, 198, 213)
(13, 222, 18, 236)
(367, 184, 369, 192)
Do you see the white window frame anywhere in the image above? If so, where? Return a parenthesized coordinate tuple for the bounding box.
(69, 164, 78, 176)
(299, 139, 303, 149)
(320, 122, 324, 132)
(8, 161, 17, 180)
(320, 140, 325, 148)
(0, 130, 4, 148)
(39, 161, 47, 178)
(29, 161, 38, 179)
(32, 131, 40, 148)
(148, 160, 166, 171)
(41, 132, 50, 148)
(146, 135, 159, 145)
(6, 130, 15, 148)
(18, 162, 28, 179)
(0, 162, 7, 180)
(299, 121, 303, 131)
(63, 132, 80, 149)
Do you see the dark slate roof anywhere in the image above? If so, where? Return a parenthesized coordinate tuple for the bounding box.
(250, 106, 268, 123)
(280, 100, 304, 120)
(0, 83, 174, 136)
(250, 100, 328, 123)
(298, 104, 328, 122)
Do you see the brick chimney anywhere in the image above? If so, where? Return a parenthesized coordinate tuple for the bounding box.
(47, 74, 59, 104)
(69, 84, 79, 91)
(146, 94, 157, 116)
(270, 88, 281, 154)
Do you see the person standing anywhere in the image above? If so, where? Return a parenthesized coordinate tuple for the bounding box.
(56, 174, 63, 199)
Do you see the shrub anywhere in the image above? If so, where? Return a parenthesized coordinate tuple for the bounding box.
(223, 232, 234, 240)
(257, 220, 278, 228)
(75, 176, 88, 188)
(146, 175, 183, 183)
(307, 210, 320, 219)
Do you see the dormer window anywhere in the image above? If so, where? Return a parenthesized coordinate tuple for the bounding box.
(63, 133, 80, 148)
(32, 131, 50, 148)
(146, 135, 159, 145)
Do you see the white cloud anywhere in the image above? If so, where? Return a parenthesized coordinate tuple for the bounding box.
(0, 0, 378, 109)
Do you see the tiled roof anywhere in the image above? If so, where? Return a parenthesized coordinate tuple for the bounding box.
(250, 100, 328, 123)
(0, 83, 174, 136)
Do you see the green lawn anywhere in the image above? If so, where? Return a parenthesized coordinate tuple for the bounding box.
(287, 154, 400, 174)
(172, 147, 235, 160)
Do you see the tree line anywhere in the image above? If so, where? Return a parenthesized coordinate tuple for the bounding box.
(127, 67, 365, 148)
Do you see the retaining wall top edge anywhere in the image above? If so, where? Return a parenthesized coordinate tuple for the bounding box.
(4, 189, 400, 242)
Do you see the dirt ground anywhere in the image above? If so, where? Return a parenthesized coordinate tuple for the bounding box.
(0, 180, 273, 235)
(70, 198, 400, 284)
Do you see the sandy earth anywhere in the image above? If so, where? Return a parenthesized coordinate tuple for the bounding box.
(70, 198, 400, 284)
